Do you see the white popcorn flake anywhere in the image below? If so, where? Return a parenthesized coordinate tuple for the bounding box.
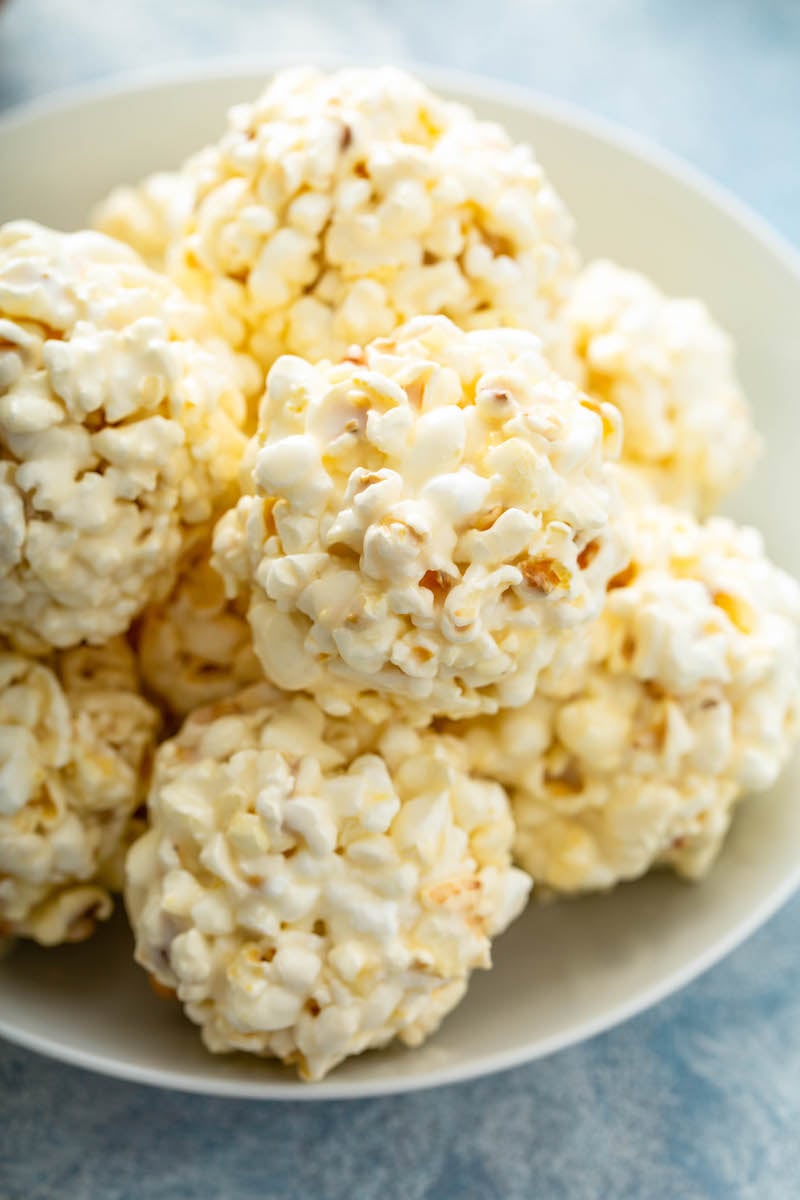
(156, 66, 579, 375)
(0, 638, 160, 945)
(135, 526, 261, 719)
(0, 221, 250, 652)
(567, 260, 760, 513)
(125, 685, 530, 1080)
(215, 317, 627, 720)
(459, 505, 800, 891)
(90, 149, 217, 271)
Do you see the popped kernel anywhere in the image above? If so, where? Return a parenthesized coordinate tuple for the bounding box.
(135, 526, 261, 718)
(92, 163, 204, 270)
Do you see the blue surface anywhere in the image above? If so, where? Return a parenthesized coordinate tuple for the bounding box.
(1, 2, 799, 1197)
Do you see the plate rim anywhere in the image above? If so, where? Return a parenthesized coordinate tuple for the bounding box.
(1, 56, 799, 1101)
(2, 860, 800, 1101)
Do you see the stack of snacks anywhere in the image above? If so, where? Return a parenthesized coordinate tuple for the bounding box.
(2, 66, 795, 1082)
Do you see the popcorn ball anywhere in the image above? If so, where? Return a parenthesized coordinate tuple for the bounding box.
(567, 260, 760, 512)
(214, 316, 627, 719)
(167, 65, 579, 374)
(460, 505, 800, 891)
(0, 638, 160, 945)
(0, 221, 250, 650)
(135, 526, 261, 719)
(126, 685, 530, 1080)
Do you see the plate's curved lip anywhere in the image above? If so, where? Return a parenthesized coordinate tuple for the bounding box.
(2, 857, 800, 1101)
(1, 57, 799, 1101)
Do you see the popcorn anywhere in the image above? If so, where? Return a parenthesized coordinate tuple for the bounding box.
(0, 221, 250, 650)
(459, 506, 800, 890)
(214, 316, 627, 719)
(126, 685, 530, 1080)
(567, 260, 760, 512)
(0, 638, 160, 945)
(166, 66, 579, 374)
(135, 526, 261, 719)
(3, 66, 796, 1085)
(92, 169, 198, 270)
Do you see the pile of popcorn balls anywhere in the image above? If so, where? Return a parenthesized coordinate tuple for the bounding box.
(1, 67, 797, 1081)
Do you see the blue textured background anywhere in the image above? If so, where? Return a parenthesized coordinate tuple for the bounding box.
(1, 2, 799, 1197)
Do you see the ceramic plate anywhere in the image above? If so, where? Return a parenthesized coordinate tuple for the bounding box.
(1, 61, 799, 1099)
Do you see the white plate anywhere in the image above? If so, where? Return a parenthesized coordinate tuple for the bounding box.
(1, 61, 799, 1100)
